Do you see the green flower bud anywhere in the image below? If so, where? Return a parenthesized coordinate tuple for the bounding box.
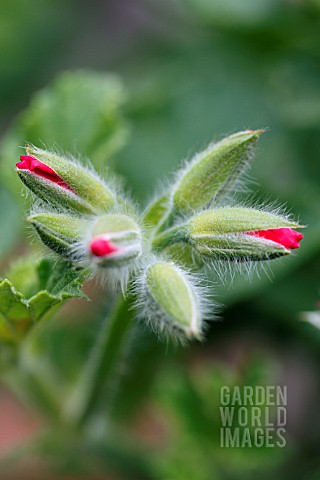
(17, 145, 115, 214)
(173, 130, 263, 215)
(28, 212, 142, 290)
(27, 213, 87, 258)
(138, 261, 205, 341)
(189, 208, 303, 261)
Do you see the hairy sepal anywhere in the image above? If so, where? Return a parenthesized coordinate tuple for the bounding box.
(134, 259, 213, 343)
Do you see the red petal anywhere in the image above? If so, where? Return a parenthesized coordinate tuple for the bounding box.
(16, 155, 75, 193)
(247, 228, 303, 250)
(90, 236, 119, 257)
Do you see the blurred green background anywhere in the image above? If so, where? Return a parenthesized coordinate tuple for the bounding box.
(0, 0, 320, 479)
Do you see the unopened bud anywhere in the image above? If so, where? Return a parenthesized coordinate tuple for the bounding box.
(173, 130, 263, 215)
(88, 214, 142, 268)
(189, 208, 303, 260)
(139, 261, 204, 341)
(16, 145, 115, 214)
(27, 213, 87, 258)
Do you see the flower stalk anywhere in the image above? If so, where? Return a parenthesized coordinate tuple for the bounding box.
(63, 295, 134, 427)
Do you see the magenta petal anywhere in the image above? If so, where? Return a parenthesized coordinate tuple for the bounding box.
(16, 155, 75, 193)
(90, 236, 119, 257)
(247, 228, 303, 250)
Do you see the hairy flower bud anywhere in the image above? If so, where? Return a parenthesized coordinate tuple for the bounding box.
(16, 145, 115, 214)
(87, 214, 142, 268)
(189, 208, 303, 260)
(173, 130, 263, 215)
(27, 213, 87, 258)
(137, 261, 205, 341)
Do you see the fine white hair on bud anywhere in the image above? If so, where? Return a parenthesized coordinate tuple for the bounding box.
(71, 212, 143, 292)
(16, 131, 304, 344)
(171, 130, 264, 216)
(17, 145, 121, 214)
(27, 212, 88, 259)
(188, 207, 303, 259)
(134, 258, 213, 343)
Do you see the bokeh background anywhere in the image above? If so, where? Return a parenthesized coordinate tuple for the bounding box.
(0, 0, 320, 479)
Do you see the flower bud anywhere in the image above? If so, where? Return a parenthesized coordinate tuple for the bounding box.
(173, 130, 263, 215)
(138, 261, 204, 341)
(189, 208, 303, 260)
(88, 214, 142, 268)
(27, 213, 87, 258)
(16, 145, 115, 214)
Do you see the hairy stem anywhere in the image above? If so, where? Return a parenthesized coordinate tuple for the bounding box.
(63, 294, 134, 427)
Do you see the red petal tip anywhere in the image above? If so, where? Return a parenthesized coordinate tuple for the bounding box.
(16, 155, 74, 192)
(16, 155, 33, 170)
(90, 236, 119, 257)
(248, 227, 303, 250)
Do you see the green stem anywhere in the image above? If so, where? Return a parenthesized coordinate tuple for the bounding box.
(63, 294, 134, 427)
(152, 224, 188, 251)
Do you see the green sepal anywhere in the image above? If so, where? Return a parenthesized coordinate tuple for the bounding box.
(145, 261, 202, 340)
(27, 213, 87, 258)
(143, 193, 171, 228)
(189, 208, 302, 261)
(190, 208, 301, 236)
(91, 213, 140, 239)
(22, 144, 116, 214)
(173, 130, 263, 215)
(17, 169, 94, 214)
(193, 234, 290, 261)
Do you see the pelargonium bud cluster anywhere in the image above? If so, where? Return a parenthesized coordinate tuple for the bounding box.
(16, 131, 304, 342)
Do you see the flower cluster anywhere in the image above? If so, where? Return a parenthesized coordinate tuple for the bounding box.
(16, 132, 303, 342)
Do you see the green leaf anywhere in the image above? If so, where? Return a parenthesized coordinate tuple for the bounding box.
(27, 291, 61, 323)
(0, 280, 29, 321)
(0, 279, 29, 341)
(0, 257, 88, 342)
(3, 255, 39, 298)
(37, 258, 88, 298)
